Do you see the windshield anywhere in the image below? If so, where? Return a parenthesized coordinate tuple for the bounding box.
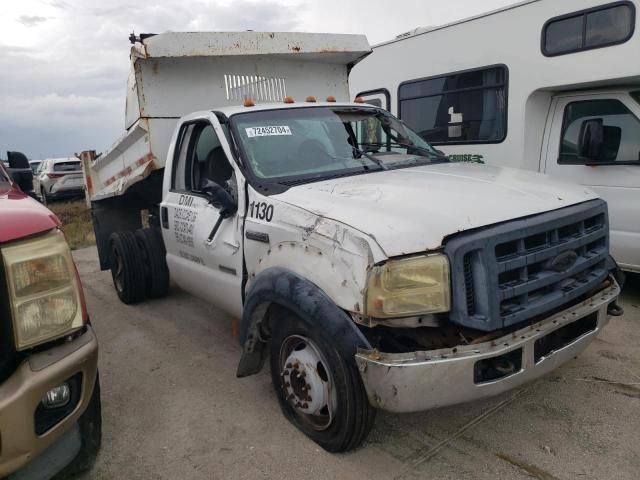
(230, 106, 446, 185)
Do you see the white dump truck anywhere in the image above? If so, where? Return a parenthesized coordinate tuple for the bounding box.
(84, 31, 623, 451)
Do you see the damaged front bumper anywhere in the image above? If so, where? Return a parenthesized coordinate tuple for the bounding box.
(355, 280, 620, 413)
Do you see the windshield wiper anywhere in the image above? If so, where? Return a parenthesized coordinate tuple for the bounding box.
(360, 142, 449, 162)
(351, 145, 388, 171)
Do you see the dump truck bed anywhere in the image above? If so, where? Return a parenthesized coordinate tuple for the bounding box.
(85, 31, 371, 202)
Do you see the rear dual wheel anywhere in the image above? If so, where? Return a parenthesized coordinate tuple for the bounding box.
(108, 231, 146, 304)
(109, 228, 170, 304)
(135, 228, 170, 299)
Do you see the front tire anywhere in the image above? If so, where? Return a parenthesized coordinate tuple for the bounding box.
(269, 310, 376, 452)
(108, 231, 146, 304)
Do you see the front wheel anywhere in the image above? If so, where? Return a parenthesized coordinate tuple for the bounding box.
(269, 312, 376, 452)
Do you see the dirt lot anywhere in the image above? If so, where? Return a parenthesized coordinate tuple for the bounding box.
(72, 245, 640, 480)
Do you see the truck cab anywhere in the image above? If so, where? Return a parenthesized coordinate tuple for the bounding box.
(0, 154, 101, 479)
(87, 31, 622, 452)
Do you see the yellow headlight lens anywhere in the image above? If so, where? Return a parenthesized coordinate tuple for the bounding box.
(2, 229, 83, 350)
(366, 254, 450, 318)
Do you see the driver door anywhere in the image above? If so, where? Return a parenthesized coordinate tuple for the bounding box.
(161, 116, 245, 317)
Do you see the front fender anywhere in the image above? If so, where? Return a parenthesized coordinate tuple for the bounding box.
(236, 267, 372, 377)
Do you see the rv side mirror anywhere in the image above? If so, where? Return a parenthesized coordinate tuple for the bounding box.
(201, 179, 237, 218)
(577, 118, 604, 160)
(7, 151, 34, 193)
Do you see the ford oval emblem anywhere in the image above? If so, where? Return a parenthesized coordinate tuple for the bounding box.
(550, 251, 578, 272)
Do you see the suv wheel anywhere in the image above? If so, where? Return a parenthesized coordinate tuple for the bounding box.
(108, 231, 146, 304)
(269, 311, 376, 452)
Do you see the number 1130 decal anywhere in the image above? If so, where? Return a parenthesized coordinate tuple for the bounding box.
(249, 201, 274, 222)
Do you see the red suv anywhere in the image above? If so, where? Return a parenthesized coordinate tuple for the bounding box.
(0, 152, 101, 479)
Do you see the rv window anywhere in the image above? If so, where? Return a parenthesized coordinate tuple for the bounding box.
(398, 66, 507, 145)
(543, 2, 635, 56)
(559, 99, 640, 165)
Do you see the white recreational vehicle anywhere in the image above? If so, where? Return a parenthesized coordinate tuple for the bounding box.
(350, 0, 640, 272)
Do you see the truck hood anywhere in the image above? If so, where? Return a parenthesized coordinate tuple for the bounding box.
(0, 185, 60, 243)
(274, 163, 598, 257)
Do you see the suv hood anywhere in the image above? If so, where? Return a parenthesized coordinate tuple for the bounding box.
(274, 163, 598, 257)
(0, 185, 60, 243)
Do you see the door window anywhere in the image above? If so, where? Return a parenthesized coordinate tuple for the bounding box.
(172, 124, 195, 191)
(172, 122, 237, 198)
(559, 99, 640, 165)
(398, 66, 507, 145)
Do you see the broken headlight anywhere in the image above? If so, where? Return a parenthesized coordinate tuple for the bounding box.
(365, 254, 450, 318)
(2, 229, 85, 350)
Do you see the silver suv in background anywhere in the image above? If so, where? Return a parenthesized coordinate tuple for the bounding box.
(34, 157, 84, 205)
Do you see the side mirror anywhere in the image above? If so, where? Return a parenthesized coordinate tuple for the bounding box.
(201, 180, 237, 218)
(578, 119, 604, 160)
(7, 151, 34, 193)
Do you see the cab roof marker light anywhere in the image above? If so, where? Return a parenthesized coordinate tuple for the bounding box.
(243, 97, 255, 107)
(354, 96, 365, 104)
(326, 96, 337, 103)
(283, 96, 295, 104)
(305, 96, 317, 103)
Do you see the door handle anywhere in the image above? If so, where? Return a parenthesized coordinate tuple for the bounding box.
(161, 206, 169, 229)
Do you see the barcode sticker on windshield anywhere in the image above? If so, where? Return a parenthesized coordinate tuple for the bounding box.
(246, 126, 292, 137)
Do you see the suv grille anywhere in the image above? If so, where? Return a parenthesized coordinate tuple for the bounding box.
(445, 200, 609, 331)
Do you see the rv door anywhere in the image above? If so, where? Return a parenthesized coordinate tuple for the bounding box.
(542, 91, 640, 273)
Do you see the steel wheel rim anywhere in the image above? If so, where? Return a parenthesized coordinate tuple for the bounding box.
(279, 334, 337, 431)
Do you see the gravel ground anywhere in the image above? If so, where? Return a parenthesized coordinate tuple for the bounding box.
(73, 246, 640, 480)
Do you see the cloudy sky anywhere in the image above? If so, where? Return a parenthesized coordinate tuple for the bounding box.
(0, 0, 519, 159)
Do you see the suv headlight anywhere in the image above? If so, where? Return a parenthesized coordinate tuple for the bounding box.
(2, 229, 85, 350)
(365, 254, 450, 318)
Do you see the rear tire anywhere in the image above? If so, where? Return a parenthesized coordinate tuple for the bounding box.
(108, 231, 146, 304)
(269, 310, 376, 452)
(135, 227, 170, 299)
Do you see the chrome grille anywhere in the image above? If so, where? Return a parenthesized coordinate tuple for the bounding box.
(445, 200, 609, 332)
